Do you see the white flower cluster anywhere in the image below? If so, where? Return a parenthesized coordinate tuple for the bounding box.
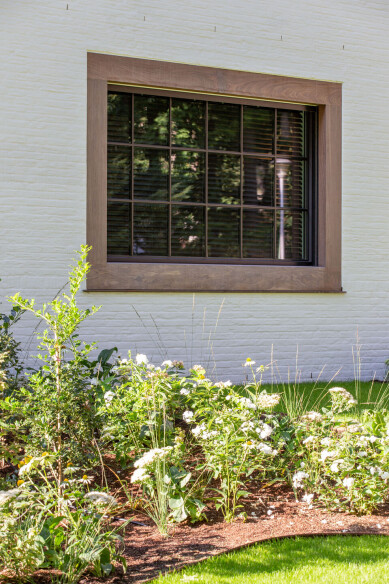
(301, 411, 323, 423)
(238, 396, 256, 410)
(214, 380, 232, 389)
(131, 447, 173, 484)
(192, 364, 206, 375)
(329, 386, 357, 410)
(183, 410, 194, 423)
(293, 471, 309, 489)
(191, 423, 218, 440)
(320, 449, 337, 462)
(161, 360, 174, 368)
(135, 353, 149, 365)
(85, 491, 117, 506)
(255, 392, 280, 410)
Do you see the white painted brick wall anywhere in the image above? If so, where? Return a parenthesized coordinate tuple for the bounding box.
(1, 0, 389, 383)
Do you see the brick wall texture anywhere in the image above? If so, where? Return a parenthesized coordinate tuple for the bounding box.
(1, 0, 389, 383)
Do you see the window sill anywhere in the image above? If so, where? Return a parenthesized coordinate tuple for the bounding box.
(86, 262, 342, 293)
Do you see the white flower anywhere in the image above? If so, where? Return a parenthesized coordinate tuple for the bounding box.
(131, 467, 151, 484)
(214, 380, 232, 389)
(370, 466, 377, 476)
(300, 462, 305, 468)
(134, 447, 173, 469)
(85, 491, 117, 506)
(238, 396, 256, 410)
(161, 360, 173, 368)
(90, 378, 99, 386)
(293, 471, 308, 489)
(379, 469, 389, 480)
(183, 410, 194, 423)
(192, 364, 206, 375)
(369, 436, 378, 443)
(260, 423, 273, 439)
(302, 493, 314, 504)
(180, 388, 190, 396)
(192, 424, 206, 437)
(347, 423, 363, 434)
(257, 442, 273, 455)
(330, 460, 342, 473)
(104, 390, 115, 405)
(343, 477, 354, 489)
(303, 436, 315, 445)
(302, 411, 323, 423)
(256, 392, 280, 410)
(243, 358, 256, 367)
(358, 451, 368, 458)
(320, 437, 331, 447)
(320, 449, 336, 462)
(135, 353, 148, 365)
(256, 365, 266, 373)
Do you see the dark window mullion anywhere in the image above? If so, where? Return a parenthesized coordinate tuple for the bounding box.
(168, 97, 172, 257)
(240, 104, 243, 258)
(205, 101, 209, 258)
(130, 93, 134, 256)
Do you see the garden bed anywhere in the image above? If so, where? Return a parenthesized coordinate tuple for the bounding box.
(85, 481, 389, 583)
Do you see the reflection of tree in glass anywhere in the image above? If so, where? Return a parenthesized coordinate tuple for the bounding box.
(208, 154, 240, 205)
(134, 149, 169, 201)
(171, 151, 205, 203)
(133, 204, 168, 256)
(171, 99, 205, 148)
(107, 146, 131, 199)
(243, 209, 274, 258)
(107, 202, 130, 255)
(108, 92, 131, 142)
(134, 95, 169, 145)
(172, 206, 204, 256)
(208, 102, 240, 151)
(208, 208, 240, 257)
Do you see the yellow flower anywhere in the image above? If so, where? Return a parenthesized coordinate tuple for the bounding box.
(246, 440, 252, 445)
(67, 462, 72, 467)
(42, 452, 49, 457)
(82, 475, 88, 480)
(17, 480, 24, 486)
(64, 478, 69, 482)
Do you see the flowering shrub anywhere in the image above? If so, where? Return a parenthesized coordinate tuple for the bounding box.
(294, 396, 389, 514)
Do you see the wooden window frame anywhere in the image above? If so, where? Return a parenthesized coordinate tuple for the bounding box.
(87, 52, 342, 292)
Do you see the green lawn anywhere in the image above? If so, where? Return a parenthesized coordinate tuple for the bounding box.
(257, 380, 389, 417)
(155, 536, 389, 583)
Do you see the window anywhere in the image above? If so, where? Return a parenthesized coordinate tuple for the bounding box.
(87, 53, 342, 292)
(107, 90, 317, 265)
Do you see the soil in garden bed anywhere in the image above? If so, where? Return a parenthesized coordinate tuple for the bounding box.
(80, 482, 389, 584)
(5, 460, 389, 584)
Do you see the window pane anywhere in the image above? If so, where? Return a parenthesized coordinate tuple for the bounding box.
(208, 153, 240, 205)
(208, 102, 240, 151)
(243, 209, 274, 258)
(243, 158, 274, 206)
(277, 110, 305, 157)
(243, 106, 274, 154)
(171, 98, 205, 148)
(171, 206, 205, 256)
(108, 92, 131, 143)
(276, 210, 306, 260)
(133, 204, 168, 255)
(208, 207, 240, 258)
(107, 145, 131, 199)
(134, 95, 169, 145)
(276, 159, 305, 208)
(171, 151, 205, 202)
(134, 148, 169, 201)
(107, 202, 131, 255)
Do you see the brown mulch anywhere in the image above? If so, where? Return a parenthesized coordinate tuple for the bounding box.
(80, 482, 389, 584)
